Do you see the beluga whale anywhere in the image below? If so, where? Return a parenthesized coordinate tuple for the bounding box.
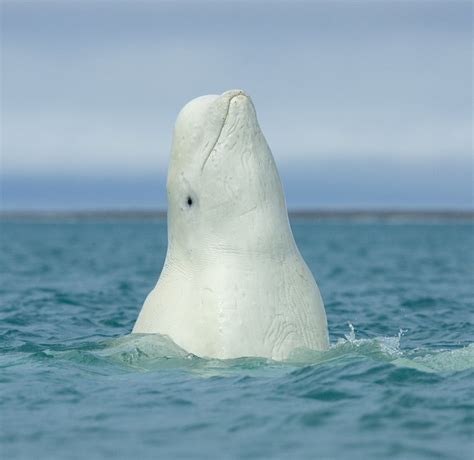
(133, 89, 329, 359)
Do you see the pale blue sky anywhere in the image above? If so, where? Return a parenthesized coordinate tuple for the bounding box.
(1, 0, 472, 210)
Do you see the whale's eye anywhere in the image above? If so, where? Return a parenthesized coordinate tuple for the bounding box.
(187, 196, 193, 207)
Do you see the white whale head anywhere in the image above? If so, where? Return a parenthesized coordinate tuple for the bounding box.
(134, 89, 328, 358)
(167, 89, 293, 257)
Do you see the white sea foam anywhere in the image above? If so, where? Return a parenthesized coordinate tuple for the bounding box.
(84, 324, 474, 374)
(334, 323, 474, 373)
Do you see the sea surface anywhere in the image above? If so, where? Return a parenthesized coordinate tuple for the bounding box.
(1, 217, 473, 459)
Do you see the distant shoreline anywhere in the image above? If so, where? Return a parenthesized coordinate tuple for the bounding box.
(1, 209, 472, 221)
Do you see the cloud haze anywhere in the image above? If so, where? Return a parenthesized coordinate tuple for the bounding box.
(1, 0, 472, 209)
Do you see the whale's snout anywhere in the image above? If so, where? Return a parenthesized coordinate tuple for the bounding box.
(219, 89, 256, 123)
(171, 89, 258, 176)
(199, 89, 255, 171)
(221, 89, 248, 100)
(219, 89, 253, 112)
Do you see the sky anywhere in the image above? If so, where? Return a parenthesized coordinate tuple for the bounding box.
(1, 0, 472, 210)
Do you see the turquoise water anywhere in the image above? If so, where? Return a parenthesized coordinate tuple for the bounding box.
(1, 218, 473, 459)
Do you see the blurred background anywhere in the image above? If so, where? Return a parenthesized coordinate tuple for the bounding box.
(1, 0, 472, 211)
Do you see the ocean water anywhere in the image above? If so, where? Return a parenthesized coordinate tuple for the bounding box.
(1, 217, 473, 459)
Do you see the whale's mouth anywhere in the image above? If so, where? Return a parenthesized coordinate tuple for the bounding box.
(200, 90, 246, 172)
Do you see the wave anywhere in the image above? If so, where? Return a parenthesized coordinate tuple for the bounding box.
(289, 323, 474, 373)
(19, 323, 470, 375)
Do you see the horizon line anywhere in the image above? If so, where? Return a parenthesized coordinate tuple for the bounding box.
(1, 209, 472, 221)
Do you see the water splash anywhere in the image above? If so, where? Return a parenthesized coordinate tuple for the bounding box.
(336, 322, 405, 356)
(287, 323, 473, 373)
